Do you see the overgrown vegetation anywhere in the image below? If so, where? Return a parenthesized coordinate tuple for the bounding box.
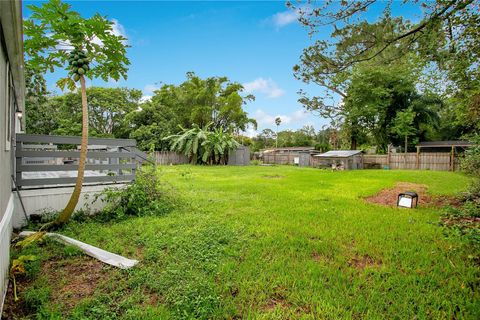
(94, 165, 178, 221)
(441, 135, 480, 247)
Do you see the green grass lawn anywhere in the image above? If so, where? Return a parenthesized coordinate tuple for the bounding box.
(8, 166, 479, 319)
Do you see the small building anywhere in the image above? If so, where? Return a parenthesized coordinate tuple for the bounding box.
(261, 147, 321, 165)
(312, 150, 363, 170)
(228, 146, 250, 166)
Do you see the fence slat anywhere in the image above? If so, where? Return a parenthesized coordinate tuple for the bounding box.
(17, 133, 136, 147)
(16, 150, 135, 159)
(16, 175, 135, 187)
(17, 163, 137, 172)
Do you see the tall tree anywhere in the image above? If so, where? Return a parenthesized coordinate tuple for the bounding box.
(391, 107, 417, 154)
(275, 117, 282, 148)
(24, 0, 130, 226)
(24, 66, 56, 135)
(342, 64, 442, 152)
(32, 87, 141, 137)
(292, 0, 479, 139)
(126, 73, 256, 150)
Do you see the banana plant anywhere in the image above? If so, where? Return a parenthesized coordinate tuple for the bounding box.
(164, 124, 238, 165)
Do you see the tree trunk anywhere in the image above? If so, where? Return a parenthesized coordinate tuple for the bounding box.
(56, 75, 89, 224)
(276, 127, 278, 148)
(350, 138, 357, 150)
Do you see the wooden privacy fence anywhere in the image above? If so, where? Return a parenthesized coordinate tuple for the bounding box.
(15, 134, 148, 188)
(153, 151, 189, 165)
(263, 152, 300, 165)
(363, 152, 460, 171)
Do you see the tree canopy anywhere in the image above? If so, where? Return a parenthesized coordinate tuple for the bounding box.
(125, 73, 256, 150)
(292, 0, 479, 149)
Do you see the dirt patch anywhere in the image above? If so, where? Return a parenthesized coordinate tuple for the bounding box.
(364, 182, 458, 208)
(262, 287, 291, 311)
(311, 251, 332, 263)
(348, 254, 381, 270)
(2, 277, 33, 320)
(1, 256, 106, 319)
(263, 298, 291, 311)
(262, 174, 285, 179)
(45, 257, 106, 311)
(311, 251, 322, 262)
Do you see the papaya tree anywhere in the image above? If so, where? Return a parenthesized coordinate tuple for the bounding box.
(24, 0, 130, 226)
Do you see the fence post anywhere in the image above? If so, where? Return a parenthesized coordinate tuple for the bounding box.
(450, 146, 455, 171)
(416, 146, 420, 169)
(387, 145, 391, 168)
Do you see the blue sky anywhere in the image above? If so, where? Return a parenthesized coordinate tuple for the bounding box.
(23, 1, 422, 136)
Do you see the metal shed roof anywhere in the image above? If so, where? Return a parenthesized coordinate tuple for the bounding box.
(314, 150, 363, 158)
(417, 141, 473, 148)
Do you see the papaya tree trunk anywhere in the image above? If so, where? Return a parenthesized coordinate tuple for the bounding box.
(56, 75, 88, 224)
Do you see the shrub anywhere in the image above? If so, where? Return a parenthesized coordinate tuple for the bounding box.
(440, 179, 480, 246)
(441, 135, 480, 246)
(461, 134, 480, 176)
(95, 165, 177, 221)
(250, 159, 262, 165)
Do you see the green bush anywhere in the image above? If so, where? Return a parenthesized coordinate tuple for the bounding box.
(440, 179, 480, 246)
(441, 135, 480, 246)
(461, 134, 480, 176)
(250, 159, 262, 166)
(95, 165, 177, 221)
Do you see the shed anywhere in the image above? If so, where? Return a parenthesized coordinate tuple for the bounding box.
(261, 147, 321, 165)
(313, 150, 363, 170)
(228, 146, 250, 166)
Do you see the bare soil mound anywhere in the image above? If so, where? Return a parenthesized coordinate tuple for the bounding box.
(364, 182, 458, 208)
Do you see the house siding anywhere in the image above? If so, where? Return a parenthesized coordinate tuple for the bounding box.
(0, 0, 25, 313)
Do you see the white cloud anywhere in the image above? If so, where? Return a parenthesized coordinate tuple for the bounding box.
(243, 78, 285, 98)
(241, 126, 259, 138)
(253, 109, 309, 127)
(111, 19, 127, 39)
(140, 95, 152, 103)
(140, 83, 161, 103)
(92, 18, 128, 46)
(143, 84, 160, 94)
(271, 10, 299, 28)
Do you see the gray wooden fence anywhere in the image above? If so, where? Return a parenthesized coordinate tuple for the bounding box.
(363, 152, 460, 171)
(15, 134, 147, 188)
(153, 151, 189, 165)
(263, 152, 301, 165)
